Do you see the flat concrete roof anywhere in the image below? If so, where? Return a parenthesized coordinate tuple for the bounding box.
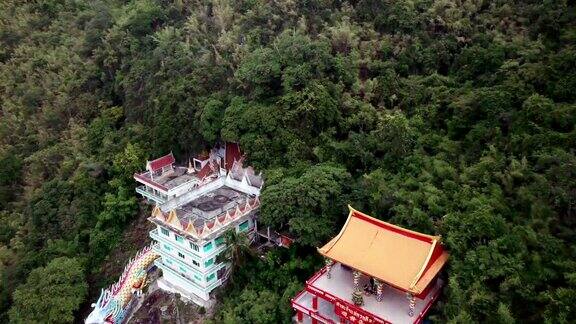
(136, 166, 198, 190)
(175, 186, 251, 223)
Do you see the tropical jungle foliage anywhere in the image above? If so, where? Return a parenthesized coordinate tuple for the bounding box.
(0, 0, 575, 323)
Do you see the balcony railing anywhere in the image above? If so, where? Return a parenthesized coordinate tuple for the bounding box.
(151, 241, 204, 276)
(291, 290, 336, 324)
(154, 258, 205, 290)
(155, 257, 223, 294)
(150, 229, 203, 259)
(136, 186, 166, 204)
(150, 228, 228, 261)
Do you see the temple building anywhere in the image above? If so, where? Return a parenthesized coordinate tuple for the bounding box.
(292, 206, 449, 324)
(137, 143, 263, 306)
(134, 142, 242, 205)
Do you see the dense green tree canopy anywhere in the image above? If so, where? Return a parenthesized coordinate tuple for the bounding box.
(0, 0, 575, 322)
(8, 257, 87, 324)
(261, 164, 352, 246)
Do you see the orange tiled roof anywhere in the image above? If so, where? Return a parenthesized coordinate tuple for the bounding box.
(318, 206, 449, 294)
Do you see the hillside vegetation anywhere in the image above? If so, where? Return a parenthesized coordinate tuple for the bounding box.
(0, 0, 575, 323)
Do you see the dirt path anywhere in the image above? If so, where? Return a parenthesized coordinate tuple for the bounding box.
(130, 288, 212, 324)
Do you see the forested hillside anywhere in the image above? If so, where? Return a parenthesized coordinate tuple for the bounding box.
(1, 0, 575, 323)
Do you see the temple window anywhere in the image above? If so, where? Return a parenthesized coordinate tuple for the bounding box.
(239, 220, 249, 232)
(215, 236, 225, 246)
(204, 258, 214, 267)
(178, 252, 185, 259)
(190, 242, 199, 251)
(206, 273, 215, 281)
(175, 234, 184, 243)
(160, 227, 169, 236)
(203, 242, 213, 252)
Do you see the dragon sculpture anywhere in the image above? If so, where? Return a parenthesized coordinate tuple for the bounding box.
(85, 244, 159, 324)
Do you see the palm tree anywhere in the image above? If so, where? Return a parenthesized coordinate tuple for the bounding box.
(216, 229, 253, 282)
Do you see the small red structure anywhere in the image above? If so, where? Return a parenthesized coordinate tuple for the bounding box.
(225, 142, 242, 171)
(291, 206, 449, 324)
(280, 234, 294, 248)
(147, 152, 175, 173)
(257, 227, 295, 248)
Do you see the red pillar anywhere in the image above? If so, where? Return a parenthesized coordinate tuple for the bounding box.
(312, 319, 319, 324)
(297, 311, 303, 322)
(312, 295, 318, 310)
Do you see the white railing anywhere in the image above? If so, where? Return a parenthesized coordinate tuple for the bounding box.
(152, 245, 206, 279)
(150, 229, 203, 257)
(154, 259, 206, 291)
(136, 186, 166, 204)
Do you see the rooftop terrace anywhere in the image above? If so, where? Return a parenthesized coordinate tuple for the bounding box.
(136, 167, 199, 191)
(175, 186, 250, 222)
(295, 262, 443, 324)
(134, 150, 223, 193)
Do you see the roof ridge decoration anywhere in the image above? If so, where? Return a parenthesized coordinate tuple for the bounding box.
(152, 205, 164, 220)
(166, 210, 182, 230)
(197, 161, 215, 180)
(348, 206, 439, 242)
(202, 222, 212, 235)
(152, 194, 258, 240)
(184, 222, 198, 236)
(244, 167, 253, 186)
(409, 238, 437, 290)
(226, 209, 234, 221)
(319, 206, 355, 253)
(214, 216, 223, 228)
(238, 200, 248, 213)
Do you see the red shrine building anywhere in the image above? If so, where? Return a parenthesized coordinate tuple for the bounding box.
(292, 207, 449, 324)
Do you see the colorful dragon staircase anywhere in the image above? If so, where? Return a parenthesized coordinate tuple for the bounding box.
(85, 244, 159, 324)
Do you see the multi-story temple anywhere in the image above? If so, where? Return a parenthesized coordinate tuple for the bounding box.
(136, 143, 263, 306)
(292, 207, 449, 324)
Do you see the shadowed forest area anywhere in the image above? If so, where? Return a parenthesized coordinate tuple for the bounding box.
(0, 0, 575, 323)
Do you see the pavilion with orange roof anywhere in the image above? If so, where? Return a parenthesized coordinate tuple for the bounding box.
(292, 206, 449, 324)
